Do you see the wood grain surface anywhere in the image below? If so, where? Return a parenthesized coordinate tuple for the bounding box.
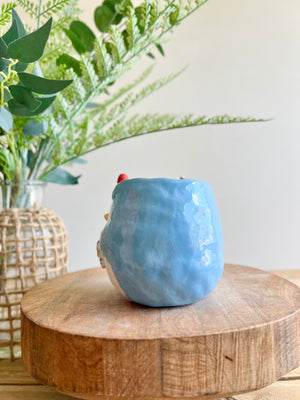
(1, 360, 299, 400)
(20, 265, 300, 400)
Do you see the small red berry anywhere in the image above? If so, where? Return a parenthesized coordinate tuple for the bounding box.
(117, 173, 129, 183)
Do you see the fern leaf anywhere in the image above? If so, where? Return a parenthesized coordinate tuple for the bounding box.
(149, 0, 160, 25)
(49, 116, 59, 136)
(96, 113, 264, 149)
(69, 69, 86, 102)
(87, 68, 185, 135)
(0, 3, 17, 26)
(139, 0, 152, 33)
(55, 93, 74, 123)
(72, 115, 90, 156)
(17, 0, 37, 18)
(90, 65, 155, 116)
(108, 25, 127, 64)
(41, 0, 71, 19)
(110, 68, 186, 120)
(94, 38, 113, 79)
(126, 7, 140, 49)
(80, 55, 99, 91)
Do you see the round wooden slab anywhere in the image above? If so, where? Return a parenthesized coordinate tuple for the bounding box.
(21, 264, 300, 400)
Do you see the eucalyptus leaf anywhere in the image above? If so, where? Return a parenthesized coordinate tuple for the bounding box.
(86, 101, 99, 108)
(63, 28, 86, 54)
(103, 0, 125, 23)
(0, 106, 13, 133)
(9, 85, 41, 110)
(3, 90, 11, 103)
(23, 119, 49, 136)
(56, 54, 82, 76)
(67, 157, 87, 164)
(7, 18, 52, 63)
(32, 63, 44, 77)
(11, 9, 27, 37)
(0, 59, 10, 72)
(94, 5, 115, 33)
(8, 96, 55, 117)
(27, 150, 34, 168)
(0, 148, 15, 180)
(0, 38, 7, 58)
(43, 168, 81, 185)
(2, 20, 19, 45)
(14, 61, 29, 72)
(68, 21, 96, 53)
(18, 73, 73, 95)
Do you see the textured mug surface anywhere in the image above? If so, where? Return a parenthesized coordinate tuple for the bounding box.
(100, 178, 224, 307)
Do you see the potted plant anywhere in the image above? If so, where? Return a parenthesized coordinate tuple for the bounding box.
(0, 6, 73, 360)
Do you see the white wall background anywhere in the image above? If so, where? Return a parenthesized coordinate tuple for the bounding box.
(43, 0, 300, 272)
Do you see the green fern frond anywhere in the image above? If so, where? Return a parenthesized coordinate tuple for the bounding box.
(80, 55, 98, 91)
(71, 115, 90, 156)
(94, 38, 113, 79)
(97, 114, 265, 149)
(17, 0, 37, 17)
(92, 65, 155, 114)
(0, 3, 17, 26)
(54, 93, 74, 123)
(138, 0, 152, 33)
(90, 68, 185, 130)
(40, 0, 71, 19)
(69, 69, 86, 102)
(49, 116, 59, 136)
(149, 0, 160, 25)
(18, 0, 73, 19)
(109, 25, 127, 64)
(126, 7, 140, 48)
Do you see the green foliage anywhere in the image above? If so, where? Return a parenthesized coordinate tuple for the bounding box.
(0, 0, 265, 189)
(43, 166, 80, 184)
(0, 106, 13, 132)
(0, 148, 15, 180)
(17, 0, 72, 20)
(23, 119, 49, 136)
(0, 3, 17, 26)
(0, 7, 72, 186)
(94, 0, 129, 32)
(63, 21, 95, 54)
(18, 72, 73, 94)
(7, 18, 52, 62)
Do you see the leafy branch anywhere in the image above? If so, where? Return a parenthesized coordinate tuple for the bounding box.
(16, 0, 72, 19)
(0, 3, 17, 26)
(0, 0, 267, 188)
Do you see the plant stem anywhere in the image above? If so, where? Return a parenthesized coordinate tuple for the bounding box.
(28, 138, 50, 179)
(0, 59, 18, 105)
(37, 0, 43, 28)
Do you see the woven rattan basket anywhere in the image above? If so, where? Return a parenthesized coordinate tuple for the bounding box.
(0, 207, 68, 360)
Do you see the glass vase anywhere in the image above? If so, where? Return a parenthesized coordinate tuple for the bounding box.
(1, 180, 45, 210)
(0, 181, 68, 360)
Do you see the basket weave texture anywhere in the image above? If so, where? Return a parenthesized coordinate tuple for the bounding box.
(0, 207, 68, 360)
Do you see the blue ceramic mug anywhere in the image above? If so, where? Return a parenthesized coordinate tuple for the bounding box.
(99, 178, 224, 307)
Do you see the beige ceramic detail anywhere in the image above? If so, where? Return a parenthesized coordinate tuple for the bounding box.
(96, 241, 129, 301)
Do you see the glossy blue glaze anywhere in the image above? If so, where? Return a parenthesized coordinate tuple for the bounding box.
(100, 178, 224, 307)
